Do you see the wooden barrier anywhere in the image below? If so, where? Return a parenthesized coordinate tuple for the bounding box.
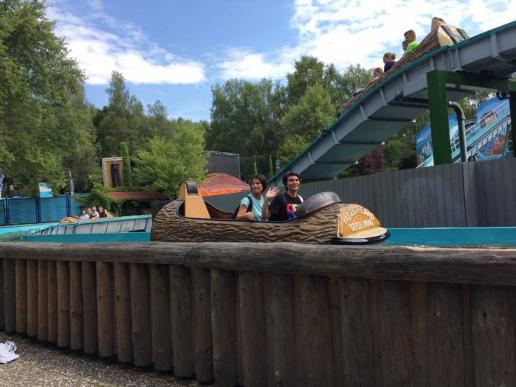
(37, 260, 48, 341)
(57, 261, 70, 348)
(3, 242, 516, 386)
(114, 262, 132, 363)
(97, 261, 114, 357)
(81, 261, 97, 354)
(26, 259, 38, 337)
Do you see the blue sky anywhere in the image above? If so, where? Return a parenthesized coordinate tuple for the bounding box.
(46, 0, 516, 121)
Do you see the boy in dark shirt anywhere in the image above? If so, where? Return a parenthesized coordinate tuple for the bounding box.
(383, 52, 396, 72)
(262, 172, 304, 221)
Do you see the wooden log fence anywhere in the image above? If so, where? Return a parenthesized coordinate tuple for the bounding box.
(2, 242, 516, 386)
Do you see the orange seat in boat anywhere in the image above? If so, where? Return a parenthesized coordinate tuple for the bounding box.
(177, 181, 211, 219)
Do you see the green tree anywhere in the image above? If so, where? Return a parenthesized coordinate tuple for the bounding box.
(286, 57, 371, 111)
(0, 0, 93, 193)
(206, 79, 286, 178)
(206, 57, 373, 177)
(133, 120, 207, 197)
(147, 100, 172, 138)
(267, 154, 274, 178)
(279, 84, 335, 163)
(286, 56, 325, 106)
(95, 72, 147, 157)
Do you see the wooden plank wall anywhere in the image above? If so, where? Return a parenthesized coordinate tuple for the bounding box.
(204, 158, 516, 227)
(2, 242, 516, 386)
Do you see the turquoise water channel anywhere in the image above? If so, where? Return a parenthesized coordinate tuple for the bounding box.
(385, 227, 516, 248)
(2, 223, 516, 247)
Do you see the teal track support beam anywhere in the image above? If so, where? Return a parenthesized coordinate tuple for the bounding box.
(427, 70, 516, 165)
(427, 70, 452, 165)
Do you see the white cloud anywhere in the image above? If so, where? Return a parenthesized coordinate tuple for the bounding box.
(47, 1, 205, 85)
(218, 49, 293, 80)
(217, 0, 516, 79)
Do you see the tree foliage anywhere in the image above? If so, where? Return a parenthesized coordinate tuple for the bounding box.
(94, 72, 147, 157)
(0, 0, 95, 193)
(279, 84, 335, 163)
(206, 79, 286, 178)
(133, 120, 207, 197)
(207, 56, 372, 179)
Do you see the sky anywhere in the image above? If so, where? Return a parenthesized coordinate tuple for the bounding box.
(46, 0, 516, 121)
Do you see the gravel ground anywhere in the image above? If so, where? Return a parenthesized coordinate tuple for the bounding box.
(0, 332, 207, 386)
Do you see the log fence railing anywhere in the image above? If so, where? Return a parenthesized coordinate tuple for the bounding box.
(1, 242, 516, 386)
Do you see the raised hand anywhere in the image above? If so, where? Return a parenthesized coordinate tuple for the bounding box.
(265, 186, 280, 200)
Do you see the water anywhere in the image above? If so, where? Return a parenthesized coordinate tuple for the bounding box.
(385, 227, 516, 248)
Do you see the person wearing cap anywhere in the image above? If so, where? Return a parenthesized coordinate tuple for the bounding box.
(262, 172, 304, 222)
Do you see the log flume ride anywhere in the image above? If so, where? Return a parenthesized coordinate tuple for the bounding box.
(152, 181, 388, 244)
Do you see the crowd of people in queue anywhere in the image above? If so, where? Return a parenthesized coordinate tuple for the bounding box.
(79, 206, 109, 220)
(235, 172, 304, 222)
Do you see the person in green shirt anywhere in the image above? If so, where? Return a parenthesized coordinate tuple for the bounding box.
(404, 30, 419, 53)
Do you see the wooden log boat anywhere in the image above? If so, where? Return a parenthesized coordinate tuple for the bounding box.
(152, 181, 388, 244)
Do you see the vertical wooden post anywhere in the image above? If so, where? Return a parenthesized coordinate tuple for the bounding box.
(3, 259, 15, 332)
(47, 260, 58, 343)
(471, 285, 516, 386)
(238, 272, 267, 387)
(15, 259, 27, 333)
(170, 265, 194, 377)
(82, 261, 97, 354)
(210, 269, 238, 387)
(426, 283, 464, 386)
(410, 282, 429, 386)
(69, 261, 83, 351)
(37, 260, 48, 341)
(130, 263, 152, 367)
(0, 259, 4, 331)
(378, 280, 412, 386)
(26, 259, 38, 337)
(270, 274, 295, 386)
(114, 262, 132, 363)
(294, 275, 334, 386)
(149, 264, 173, 371)
(235, 275, 244, 386)
(328, 277, 343, 387)
(96, 261, 114, 357)
(191, 268, 213, 383)
(340, 277, 376, 386)
(56, 261, 70, 348)
(462, 285, 474, 387)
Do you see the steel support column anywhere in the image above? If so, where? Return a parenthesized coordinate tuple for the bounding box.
(427, 70, 452, 164)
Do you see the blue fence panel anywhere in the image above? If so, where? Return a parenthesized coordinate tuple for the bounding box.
(8, 197, 37, 225)
(0, 199, 5, 225)
(70, 195, 83, 217)
(40, 196, 68, 222)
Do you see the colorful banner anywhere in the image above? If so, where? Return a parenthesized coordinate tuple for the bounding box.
(416, 97, 512, 167)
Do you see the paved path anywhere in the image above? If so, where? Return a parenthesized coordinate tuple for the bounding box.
(0, 332, 204, 386)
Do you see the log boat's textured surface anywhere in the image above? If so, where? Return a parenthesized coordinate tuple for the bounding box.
(152, 200, 344, 244)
